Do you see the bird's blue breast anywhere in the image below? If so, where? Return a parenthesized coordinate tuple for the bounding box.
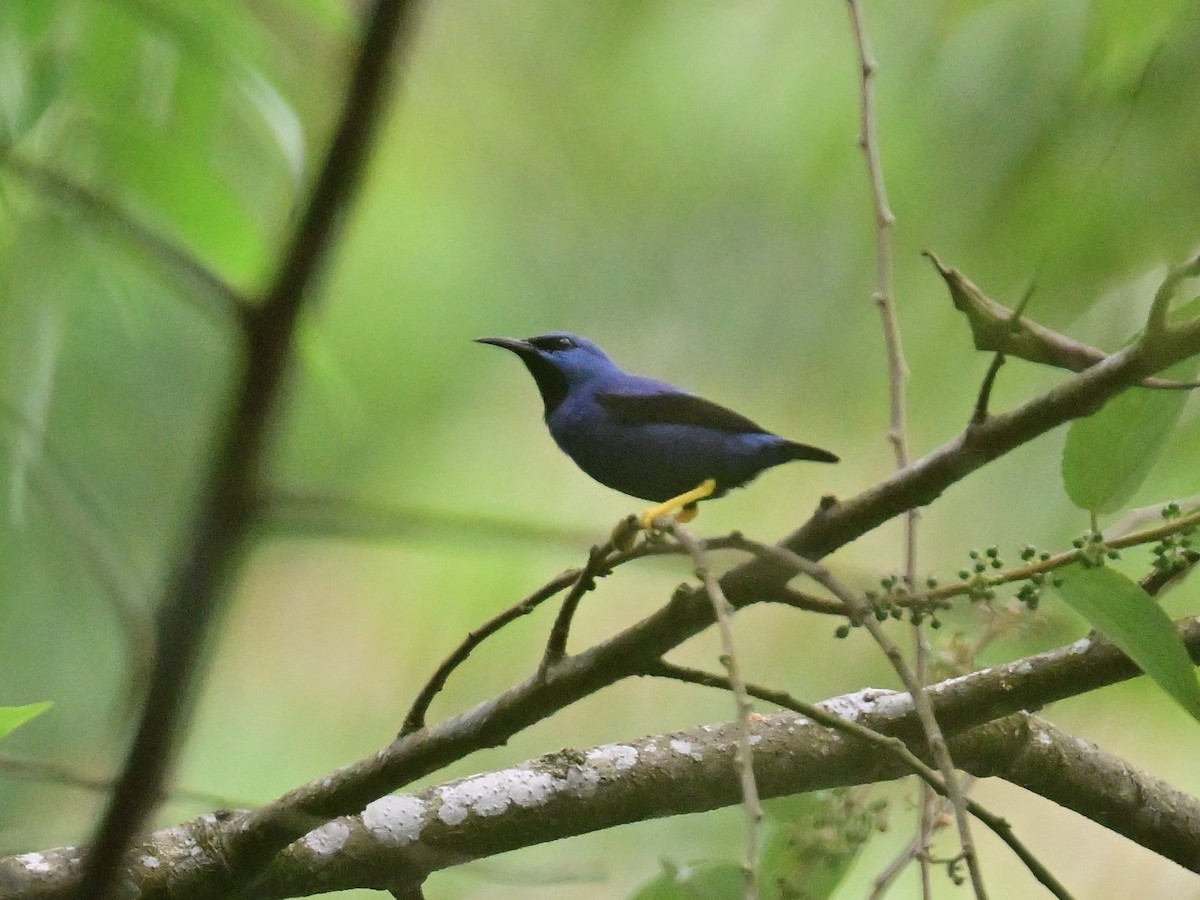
(546, 386, 787, 502)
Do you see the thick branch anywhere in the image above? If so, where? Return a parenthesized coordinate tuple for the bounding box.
(8, 676, 1200, 898)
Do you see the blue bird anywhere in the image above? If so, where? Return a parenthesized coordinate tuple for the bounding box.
(477, 332, 838, 528)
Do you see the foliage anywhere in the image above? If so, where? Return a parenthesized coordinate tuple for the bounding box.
(2, 1, 1200, 899)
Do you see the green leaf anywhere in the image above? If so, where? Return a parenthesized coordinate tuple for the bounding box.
(0, 701, 52, 741)
(628, 860, 746, 900)
(1062, 298, 1200, 513)
(759, 790, 883, 900)
(1052, 566, 1200, 721)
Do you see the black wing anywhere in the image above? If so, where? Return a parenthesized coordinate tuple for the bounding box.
(596, 390, 768, 434)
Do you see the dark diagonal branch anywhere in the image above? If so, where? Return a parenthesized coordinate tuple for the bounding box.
(75, 3, 419, 898)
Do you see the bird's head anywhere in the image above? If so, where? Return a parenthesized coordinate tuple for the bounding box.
(475, 332, 620, 415)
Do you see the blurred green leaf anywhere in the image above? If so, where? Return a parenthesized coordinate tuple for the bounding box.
(1062, 298, 1200, 513)
(759, 790, 882, 900)
(628, 860, 746, 900)
(0, 701, 52, 741)
(1052, 565, 1200, 721)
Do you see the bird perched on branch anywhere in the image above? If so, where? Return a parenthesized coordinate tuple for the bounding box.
(477, 332, 838, 529)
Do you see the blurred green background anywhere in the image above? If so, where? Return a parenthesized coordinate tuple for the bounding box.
(2, 1, 1200, 897)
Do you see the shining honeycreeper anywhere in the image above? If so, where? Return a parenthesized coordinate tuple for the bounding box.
(477, 333, 838, 525)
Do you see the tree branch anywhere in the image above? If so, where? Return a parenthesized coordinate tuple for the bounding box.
(927, 252, 1200, 390)
(14, 648, 1200, 898)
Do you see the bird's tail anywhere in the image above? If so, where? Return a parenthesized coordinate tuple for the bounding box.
(779, 440, 839, 464)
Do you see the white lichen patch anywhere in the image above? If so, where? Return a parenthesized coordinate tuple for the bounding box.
(362, 795, 426, 846)
(854, 690, 912, 720)
(586, 743, 638, 771)
(16, 853, 52, 874)
(139, 855, 161, 869)
(303, 820, 351, 857)
(438, 769, 554, 825)
(821, 688, 901, 722)
(669, 739, 702, 761)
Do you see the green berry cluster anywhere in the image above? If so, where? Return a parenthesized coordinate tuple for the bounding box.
(1152, 501, 1195, 572)
(957, 546, 1003, 601)
(1072, 530, 1119, 568)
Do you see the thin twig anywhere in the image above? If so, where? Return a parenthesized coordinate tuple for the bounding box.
(400, 569, 579, 736)
(1147, 252, 1200, 338)
(971, 283, 1035, 425)
(668, 524, 762, 900)
(845, 3, 938, 888)
(870, 833, 925, 900)
(403, 531, 758, 736)
(539, 542, 619, 674)
(75, 3, 418, 898)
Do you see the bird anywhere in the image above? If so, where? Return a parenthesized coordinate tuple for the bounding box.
(476, 332, 838, 529)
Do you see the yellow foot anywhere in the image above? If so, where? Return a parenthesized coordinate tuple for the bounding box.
(638, 478, 717, 530)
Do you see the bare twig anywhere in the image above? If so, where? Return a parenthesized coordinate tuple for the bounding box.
(539, 542, 619, 674)
(844, 4, 940, 890)
(1147, 251, 1200, 338)
(75, 3, 419, 897)
(21, 602, 1200, 897)
(667, 524, 762, 900)
(402, 532, 758, 736)
(971, 283, 1035, 425)
(401, 569, 579, 737)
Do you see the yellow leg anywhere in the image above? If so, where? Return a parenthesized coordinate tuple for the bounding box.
(639, 478, 717, 529)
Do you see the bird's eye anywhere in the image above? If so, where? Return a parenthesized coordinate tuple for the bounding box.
(530, 335, 576, 352)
